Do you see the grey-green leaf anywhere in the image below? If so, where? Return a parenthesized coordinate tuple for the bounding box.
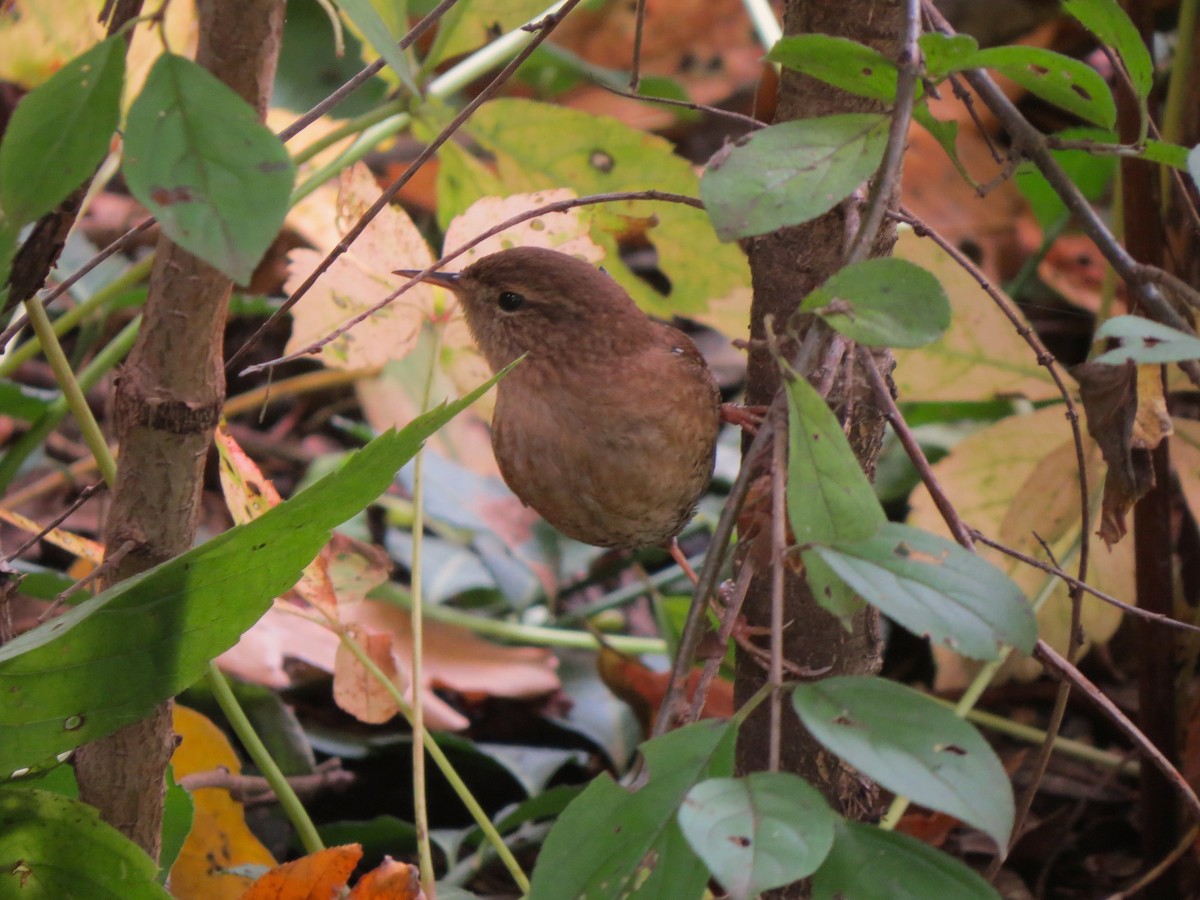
(530, 720, 736, 899)
(0, 36, 125, 226)
(1094, 315, 1200, 365)
(0, 375, 501, 774)
(786, 375, 886, 622)
(0, 788, 170, 898)
(801, 258, 950, 348)
(969, 46, 1115, 129)
(768, 35, 899, 102)
(679, 773, 835, 899)
(812, 820, 1000, 900)
(793, 677, 1015, 850)
(701, 114, 889, 242)
(123, 54, 295, 284)
(1062, 0, 1152, 108)
(811, 522, 1036, 658)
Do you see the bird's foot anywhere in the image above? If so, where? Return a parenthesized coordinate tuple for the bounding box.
(720, 402, 767, 434)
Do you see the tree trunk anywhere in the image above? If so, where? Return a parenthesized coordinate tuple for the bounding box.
(73, 0, 286, 859)
(734, 2, 901, 893)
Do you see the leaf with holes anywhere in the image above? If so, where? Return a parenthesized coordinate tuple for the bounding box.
(1063, 0, 1152, 115)
(811, 522, 1036, 659)
(679, 773, 835, 900)
(0, 35, 125, 226)
(124, 53, 294, 284)
(1093, 315, 1200, 365)
(969, 46, 1114, 129)
(812, 820, 1000, 899)
(768, 35, 899, 102)
(801, 258, 950, 348)
(793, 676, 1014, 849)
(701, 114, 889, 241)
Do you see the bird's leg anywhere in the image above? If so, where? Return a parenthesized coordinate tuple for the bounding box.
(720, 402, 767, 434)
(667, 538, 700, 586)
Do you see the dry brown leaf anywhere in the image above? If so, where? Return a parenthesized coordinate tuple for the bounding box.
(1071, 361, 1159, 546)
(285, 163, 436, 370)
(334, 623, 410, 724)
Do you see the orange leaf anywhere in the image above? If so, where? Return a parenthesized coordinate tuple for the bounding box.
(596, 644, 732, 733)
(238, 845, 363, 900)
(347, 857, 424, 900)
(170, 706, 277, 900)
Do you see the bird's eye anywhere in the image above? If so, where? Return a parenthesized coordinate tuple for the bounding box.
(498, 291, 526, 312)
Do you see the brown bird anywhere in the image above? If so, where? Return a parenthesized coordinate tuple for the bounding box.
(398, 246, 721, 553)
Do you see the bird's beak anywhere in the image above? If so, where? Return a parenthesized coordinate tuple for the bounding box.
(394, 268, 461, 290)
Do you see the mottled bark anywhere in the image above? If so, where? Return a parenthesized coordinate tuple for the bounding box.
(73, 0, 286, 859)
(734, 3, 901, 895)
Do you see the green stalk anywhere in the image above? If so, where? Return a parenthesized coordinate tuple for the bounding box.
(0, 256, 153, 379)
(337, 630, 531, 893)
(371, 581, 668, 656)
(22, 297, 118, 488)
(410, 323, 444, 897)
(0, 315, 140, 493)
(205, 662, 325, 855)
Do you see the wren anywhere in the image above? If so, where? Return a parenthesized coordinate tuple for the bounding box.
(399, 246, 721, 550)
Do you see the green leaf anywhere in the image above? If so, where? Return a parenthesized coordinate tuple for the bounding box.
(793, 677, 1015, 849)
(701, 114, 889, 241)
(768, 35, 899, 102)
(333, 0, 418, 95)
(0, 788, 170, 898)
(811, 522, 1037, 659)
(160, 766, 194, 883)
(529, 719, 736, 900)
(786, 375, 886, 622)
(679, 773, 835, 899)
(451, 99, 749, 328)
(0, 36, 125, 226)
(0, 379, 56, 421)
(1062, 0, 1152, 114)
(812, 820, 1000, 900)
(0, 375, 500, 774)
(425, 0, 550, 68)
(801, 258, 950, 348)
(1094, 314, 1200, 364)
(1014, 127, 1118, 229)
(969, 46, 1115, 129)
(123, 54, 295, 285)
(918, 33, 981, 81)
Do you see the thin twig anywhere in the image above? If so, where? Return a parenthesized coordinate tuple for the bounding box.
(921, 0, 1200, 387)
(177, 760, 354, 802)
(239, 190, 704, 375)
(593, 79, 766, 129)
(768, 402, 787, 771)
(1105, 825, 1200, 900)
(845, 0, 921, 264)
(684, 559, 756, 724)
(227, 1, 587, 371)
(2, 481, 105, 565)
(971, 530, 1200, 634)
(1035, 639, 1200, 822)
(628, 0, 647, 91)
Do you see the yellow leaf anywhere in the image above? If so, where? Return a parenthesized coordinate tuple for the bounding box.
(892, 228, 1060, 402)
(170, 706, 276, 900)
